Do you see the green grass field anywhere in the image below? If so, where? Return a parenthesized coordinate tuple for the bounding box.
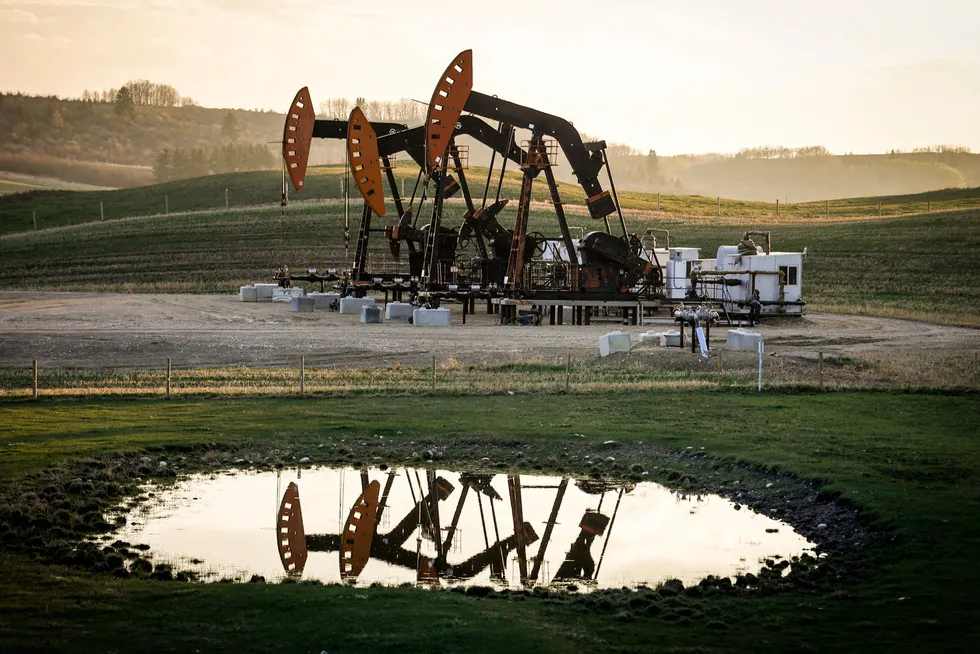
(2, 195, 978, 325)
(1, 391, 979, 652)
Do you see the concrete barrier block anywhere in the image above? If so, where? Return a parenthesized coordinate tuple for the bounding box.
(254, 283, 278, 301)
(340, 297, 375, 315)
(413, 307, 451, 327)
(638, 331, 664, 346)
(599, 331, 631, 357)
(309, 292, 341, 310)
(239, 286, 258, 302)
(291, 296, 314, 312)
(385, 301, 415, 321)
(361, 305, 382, 324)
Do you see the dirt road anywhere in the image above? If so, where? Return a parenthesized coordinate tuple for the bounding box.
(0, 292, 977, 369)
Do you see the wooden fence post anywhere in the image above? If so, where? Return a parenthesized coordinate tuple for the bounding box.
(32, 210, 37, 231)
(825, 200, 829, 218)
(565, 354, 571, 392)
(431, 356, 436, 393)
(657, 192, 661, 211)
(225, 189, 229, 210)
(717, 196, 721, 216)
(818, 351, 824, 390)
(300, 356, 305, 396)
(32, 360, 38, 400)
(776, 199, 779, 216)
(166, 358, 172, 399)
(165, 195, 169, 215)
(100, 201, 104, 222)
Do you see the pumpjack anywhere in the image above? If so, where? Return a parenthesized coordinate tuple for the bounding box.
(279, 50, 669, 313)
(281, 87, 540, 294)
(276, 469, 630, 589)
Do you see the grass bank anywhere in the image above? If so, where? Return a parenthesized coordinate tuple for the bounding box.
(1, 391, 979, 651)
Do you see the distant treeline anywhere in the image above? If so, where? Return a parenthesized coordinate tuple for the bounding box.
(316, 97, 426, 125)
(153, 144, 276, 183)
(78, 80, 196, 108)
(2, 85, 979, 199)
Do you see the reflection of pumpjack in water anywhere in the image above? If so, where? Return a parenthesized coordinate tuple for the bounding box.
(275, 470, 630, 587)
(276, 470, 538, 585)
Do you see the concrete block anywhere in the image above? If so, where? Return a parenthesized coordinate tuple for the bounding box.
(273, 287, 304, 303)
(599, 331, 631, 357)
(360, 305, 382, 324)
(308, 292, 341, 310)
(340, 297, 375, 315)
(254, 283, 278, 301)
(290, 296, 314, 312)
(638, 331, 664, 346)
(239, 285, 257, 302)
(740, 330, 763, 351)
(413, 307, 451, 327)
(385, 301, 414, 321)
(726, 329, 762, 351)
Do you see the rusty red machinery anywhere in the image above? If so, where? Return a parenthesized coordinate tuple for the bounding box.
(278, 50, 670, 318)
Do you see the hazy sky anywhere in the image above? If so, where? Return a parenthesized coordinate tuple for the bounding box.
(2, 0, 978, 155)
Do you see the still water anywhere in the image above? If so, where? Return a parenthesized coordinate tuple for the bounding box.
(113, 467, 813, 590)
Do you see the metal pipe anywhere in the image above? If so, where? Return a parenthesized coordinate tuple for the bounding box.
(481, 121, 502, 209)
(593, 488, 624, 580)
(494, 125, 515, 203)
(601, 150, 630, 240)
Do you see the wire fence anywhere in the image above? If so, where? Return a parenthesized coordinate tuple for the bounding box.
(11, 179, 980, 235)
(4, 348, 978, 400)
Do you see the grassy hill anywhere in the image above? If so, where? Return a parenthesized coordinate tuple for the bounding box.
(3, 165, 980, 235)
(1, 174, 978, 325)
(0, 93, 284, 168)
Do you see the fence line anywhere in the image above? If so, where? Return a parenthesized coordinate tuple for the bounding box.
(14, 186, 980, 234)
(11, 347, 975, 401)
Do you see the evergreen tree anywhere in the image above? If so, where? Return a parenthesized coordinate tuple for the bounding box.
(221, 111, 240, 141)
(114, 86, 135, 119)
(153, 149, 173, 182)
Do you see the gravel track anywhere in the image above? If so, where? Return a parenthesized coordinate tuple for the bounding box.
(0, 291, 977, 369)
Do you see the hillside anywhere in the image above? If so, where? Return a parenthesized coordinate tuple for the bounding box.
(3, 166, 980, 236)
(3, 92, 980, 201)
(672, 152, 980, 203)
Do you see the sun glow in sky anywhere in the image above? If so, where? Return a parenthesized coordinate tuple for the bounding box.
(1, 0, 978, 155)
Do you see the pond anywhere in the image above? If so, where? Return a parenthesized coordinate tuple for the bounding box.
(112, 466, 814, 590)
